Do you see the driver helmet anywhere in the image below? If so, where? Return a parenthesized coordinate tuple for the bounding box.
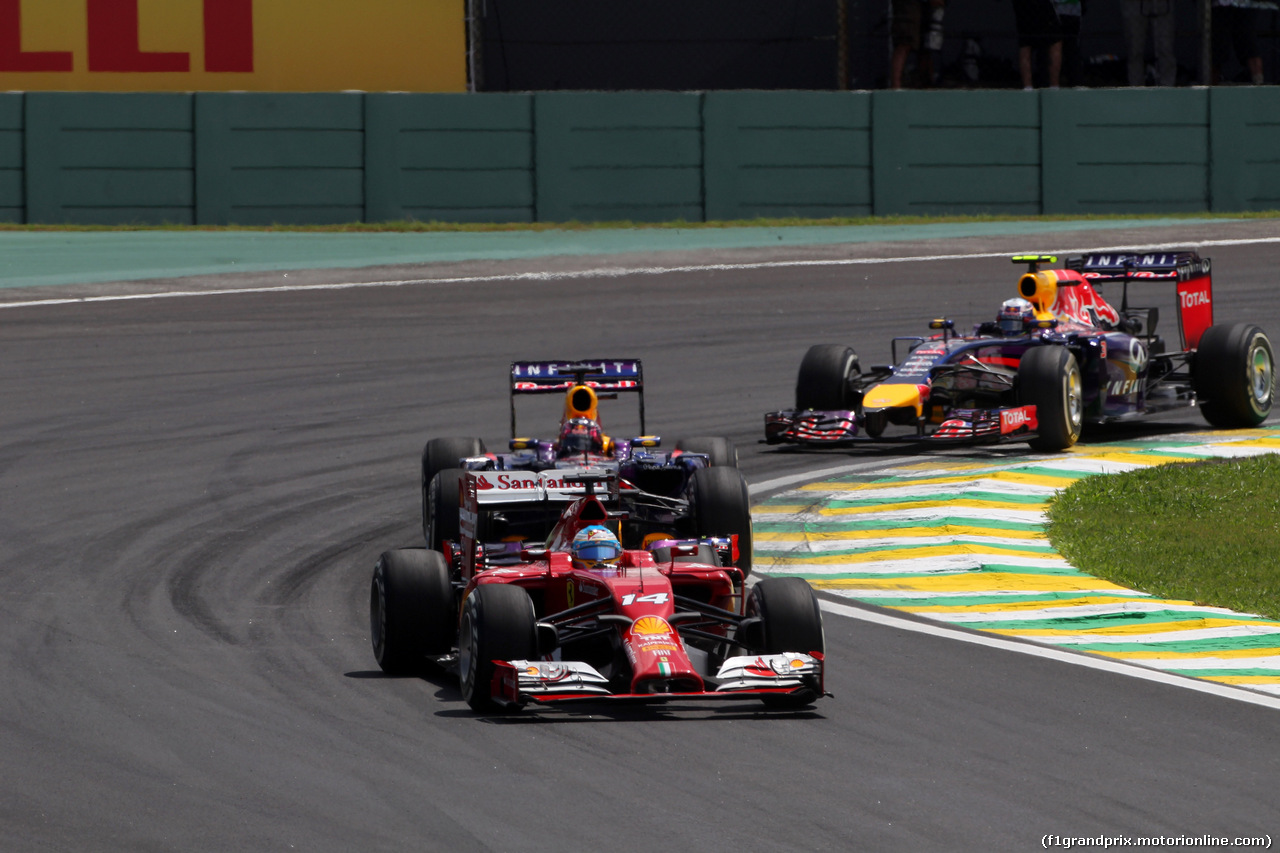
(558, 417, 604, 455)
(998, 297, 1035, 334)
(570, 525, 622, 571)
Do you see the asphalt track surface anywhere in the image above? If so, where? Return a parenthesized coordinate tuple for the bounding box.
(3, 220, 1279, 852)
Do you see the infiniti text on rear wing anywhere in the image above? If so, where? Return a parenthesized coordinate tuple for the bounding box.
(1071, 251, 1213, 349)
(509, 359, 645, 436)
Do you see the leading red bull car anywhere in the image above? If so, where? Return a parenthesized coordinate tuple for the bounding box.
(765, 251, 1274, 452)
(370, 471, 826, 713)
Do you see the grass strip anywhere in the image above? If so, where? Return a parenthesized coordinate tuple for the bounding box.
(1045, 454, 1280, 621)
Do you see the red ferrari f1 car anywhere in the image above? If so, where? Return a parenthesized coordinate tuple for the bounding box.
(371, 471, 826, 712)
(765, 251, 1275, 451)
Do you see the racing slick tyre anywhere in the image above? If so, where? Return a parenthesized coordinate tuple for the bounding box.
(675, 436, 739, 467)
(1018, 346, 1083, 452)
(1194, 323, 1275, 428)
(458, 584, 538, 713)
(370, 549, 455, 675)
(742, 577, 825, 708)
(691, 465, 753, 577)
(427, 468, 466, 555)
(421, 437, 485, 542)
(795, 344, 860, 411)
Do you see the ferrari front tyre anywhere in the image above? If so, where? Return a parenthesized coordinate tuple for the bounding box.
(421, 437, 485, 541)
(1019, 346, 1083, 452)
(795, 344, 860, 411)
(426, 468, 467, 554)
(370, 549, 455, 675)
(743, 577, 825, 709)
(1194, 323, 1275, 428)
(675, 436, 739, 467)
(691, 465, 754, 577)
(458, 584, 537, 713)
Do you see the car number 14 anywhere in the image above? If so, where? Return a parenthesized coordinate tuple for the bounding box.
(621, 592, 669, 606)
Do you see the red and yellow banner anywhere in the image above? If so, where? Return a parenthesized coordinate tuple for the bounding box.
(0, 0, 465, 91)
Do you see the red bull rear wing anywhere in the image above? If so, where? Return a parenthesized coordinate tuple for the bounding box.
(1067, 250, 1213, 349)
(509, 360, 643, 394)
(509, 359, 646, 438)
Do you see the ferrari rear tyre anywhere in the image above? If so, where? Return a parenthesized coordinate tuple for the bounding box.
(675, 436, 738, 467)
(691, 465, 753, 577)
(743, 577, 825, 708)
(1019, 346, 1083, 452)
(458, 584, 537, 713)
(795, 345, 859, 411)
(421, 437, 485, 541)
(1194, 323, 1275, 428)
(370, 549, 455, 675)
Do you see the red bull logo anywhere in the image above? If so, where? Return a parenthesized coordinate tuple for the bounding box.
(1052, 281, 1119, 328)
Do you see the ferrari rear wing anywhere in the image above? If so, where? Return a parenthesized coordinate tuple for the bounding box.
(509, 359, 645, 437)
(1066, 250, 1213, 349)
(458, 467, 618, 577)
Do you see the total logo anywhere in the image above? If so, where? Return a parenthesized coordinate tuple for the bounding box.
(1000, 406, 1038, 433)
(1179, 288, 1211, 309)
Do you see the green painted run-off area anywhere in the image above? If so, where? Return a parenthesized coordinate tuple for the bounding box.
(0, 216, 1227, 290)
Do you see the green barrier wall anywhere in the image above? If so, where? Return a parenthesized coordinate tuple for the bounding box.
(1043, 88, 1210, 215)
(534, 92, 704, 223)
(195, 93, 364, 225)
(0, 89, 1275, 225)
(365, 93, 535, 224)
(704, 90, 871, 221)
(1210, 87, 1280, 213)
(0, 95, 22, 222)
(873, 90, 1041, 217)
(26, 93, 194, 225)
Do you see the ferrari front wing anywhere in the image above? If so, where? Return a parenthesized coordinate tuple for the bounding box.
(492, 652, 825, 708)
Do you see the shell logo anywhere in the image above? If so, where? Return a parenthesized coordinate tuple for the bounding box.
(631, 616, 671, 636)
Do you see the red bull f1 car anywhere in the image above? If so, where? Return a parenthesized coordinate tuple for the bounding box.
(371, 471, 826, 712)
(765, 251, 1275, 452)
(422, 360, 752, 574)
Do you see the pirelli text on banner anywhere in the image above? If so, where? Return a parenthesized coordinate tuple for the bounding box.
(0, 0, 465, 92)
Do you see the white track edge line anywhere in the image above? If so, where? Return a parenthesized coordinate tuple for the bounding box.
(752, 460, 1280, 711)
(819, 599, 1280, 710)
(4, 235, 1280, 310)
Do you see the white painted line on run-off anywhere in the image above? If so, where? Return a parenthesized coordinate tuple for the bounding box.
(820, 598, 1280, 711)
(4, 235, 1280, 310)
(749, 456, 1280, 711)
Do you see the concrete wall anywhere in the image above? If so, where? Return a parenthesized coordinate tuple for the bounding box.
(1, 88, 1276, 226)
